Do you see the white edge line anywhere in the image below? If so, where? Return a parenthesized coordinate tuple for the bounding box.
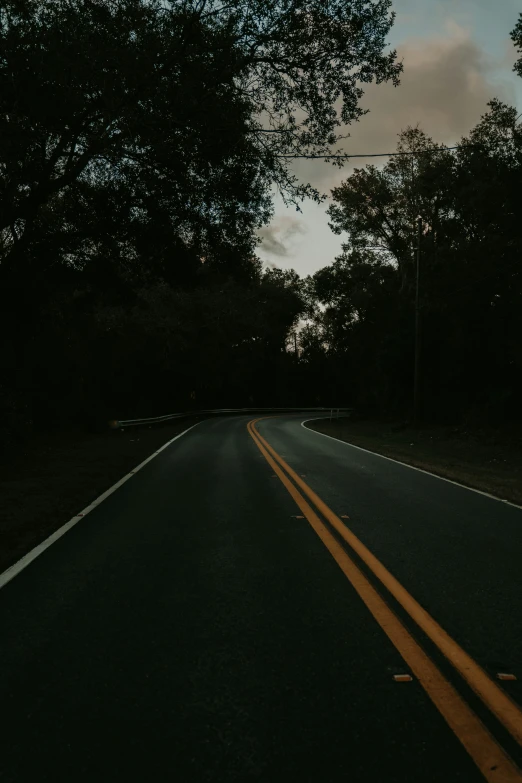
(300, 417, 522, 511)
(0, 421, 203, 591)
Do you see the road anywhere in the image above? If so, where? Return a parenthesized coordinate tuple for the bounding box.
(1, 413, 522, 782)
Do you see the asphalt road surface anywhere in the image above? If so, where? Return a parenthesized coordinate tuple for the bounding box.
(1, 414, 522, 783)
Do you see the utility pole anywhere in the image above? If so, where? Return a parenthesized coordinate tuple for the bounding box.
(294, 330, 298, 358)
(413, 215, 422, 426)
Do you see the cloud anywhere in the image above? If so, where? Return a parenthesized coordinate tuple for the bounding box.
(256, 215, 307, 258)
(256, 9, 522, 278)
(289, 19, 519, 192)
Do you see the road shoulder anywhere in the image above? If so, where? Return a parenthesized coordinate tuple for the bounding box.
(303, 417, 522, 507)
(0, 418, 202, 575)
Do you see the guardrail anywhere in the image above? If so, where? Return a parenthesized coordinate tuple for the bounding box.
(108, 406, 352, 430)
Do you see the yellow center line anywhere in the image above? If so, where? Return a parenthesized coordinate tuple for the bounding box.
(249, 417, 522, 747)
(247, 417, 522, 783)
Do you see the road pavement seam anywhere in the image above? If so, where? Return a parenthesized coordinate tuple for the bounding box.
(0, 421, 203, 591)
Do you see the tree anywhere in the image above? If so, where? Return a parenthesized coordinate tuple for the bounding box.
(326, 126, 455, 297)
(0, 0, 405, 435)
(511, 12, 522, 78)
(204, 0, 403, 206)
(0, 0, 267, 282)
(0, 0, 402, 277)
(319, 98, 522, 423)
(304, 249, 410, 414)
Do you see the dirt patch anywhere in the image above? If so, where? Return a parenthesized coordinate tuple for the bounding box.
(304, 416, 522, 506)
(0, 417, 202, 575)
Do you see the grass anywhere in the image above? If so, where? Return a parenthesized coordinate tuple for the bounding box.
(0, 417, 202, 575)
(304, 416, 522, 506)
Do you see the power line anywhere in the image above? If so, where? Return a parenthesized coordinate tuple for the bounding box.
(275, 145, 480, 159)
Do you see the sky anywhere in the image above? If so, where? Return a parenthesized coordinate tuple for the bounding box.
(255, 0, 522, 279)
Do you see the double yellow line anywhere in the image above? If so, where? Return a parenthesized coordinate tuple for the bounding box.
(248, 416, 522, 783)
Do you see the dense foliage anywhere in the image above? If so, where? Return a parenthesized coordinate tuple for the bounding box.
(0, 0, 401, 447)
(310, 97, 522, 424)
(1, 1, 521, 454)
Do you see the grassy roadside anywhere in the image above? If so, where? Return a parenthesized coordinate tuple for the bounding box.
(0, 417, 202, 575)
(3, 412, 520, 579)
(304, 416, 522, 507)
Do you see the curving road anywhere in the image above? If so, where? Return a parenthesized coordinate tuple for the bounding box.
(1, 414, 522, 782)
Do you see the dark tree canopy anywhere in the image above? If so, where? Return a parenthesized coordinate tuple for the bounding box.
(0, 0, 402, 278)
(308, 95, 522, 422)
(511, 11, 522, 78)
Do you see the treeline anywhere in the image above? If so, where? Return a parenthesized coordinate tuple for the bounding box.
(0, 0, 400, 448)
(300, 13, 522, 426)
(1, 1, 521, 454)
(303, 95, 522, 425)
